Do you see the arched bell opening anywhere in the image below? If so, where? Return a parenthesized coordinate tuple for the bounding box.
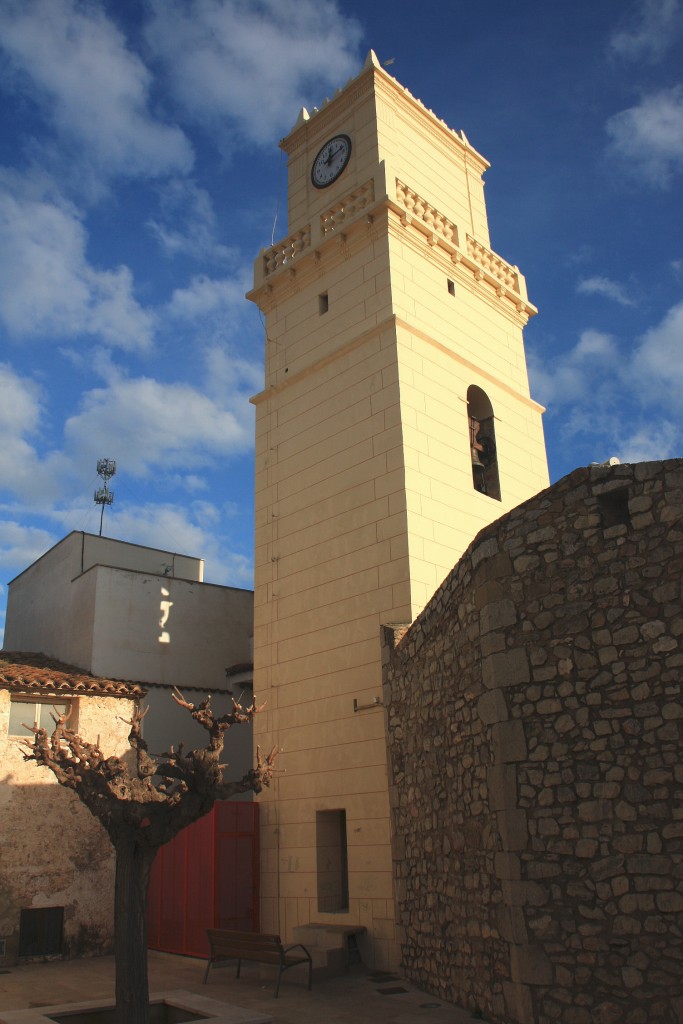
(467, 385, 501, 501)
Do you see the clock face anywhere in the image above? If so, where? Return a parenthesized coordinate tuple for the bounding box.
(311, 134, 352, 189)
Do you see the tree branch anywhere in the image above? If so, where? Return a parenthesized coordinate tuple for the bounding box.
(216, 745, 280, 798)
(25, 687, 275, 849)
(120, 703, 158, 779)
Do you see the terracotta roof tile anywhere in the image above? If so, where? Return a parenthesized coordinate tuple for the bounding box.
(0, 652, 146, 699)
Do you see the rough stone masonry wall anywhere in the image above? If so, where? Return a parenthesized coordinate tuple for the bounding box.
(382, 460, 683, 1024)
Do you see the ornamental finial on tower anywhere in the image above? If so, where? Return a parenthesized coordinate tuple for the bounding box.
(293, 106, 309, 129)
(364, 50, 382, 70)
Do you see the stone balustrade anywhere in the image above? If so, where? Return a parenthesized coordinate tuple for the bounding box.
(320, 180, 375, 236)
(262, 226, 311, 276)
(466, 235, 520, 293)
(394, 181, 523, 299)
(395, 180, 458, 245)
(261, 186, 523, 307)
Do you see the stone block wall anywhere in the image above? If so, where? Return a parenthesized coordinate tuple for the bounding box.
(382, 460, 683, 1024)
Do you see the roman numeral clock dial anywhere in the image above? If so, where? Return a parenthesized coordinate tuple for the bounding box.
(311, 134, 352, 188)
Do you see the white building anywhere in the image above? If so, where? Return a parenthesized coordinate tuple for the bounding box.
(4, 531, 254, 779)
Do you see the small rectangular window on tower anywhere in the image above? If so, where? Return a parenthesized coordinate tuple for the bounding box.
(447, 278, 455, 296)
(319, 292, 329, 314)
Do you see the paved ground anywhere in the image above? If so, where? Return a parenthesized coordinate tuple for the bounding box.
(0, 951, 481, 1024)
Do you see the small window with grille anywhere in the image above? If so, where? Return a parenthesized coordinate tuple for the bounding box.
(19, 907, 64, 957)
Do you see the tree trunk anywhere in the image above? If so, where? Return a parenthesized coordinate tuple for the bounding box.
(114, 835, 157, 1024)
(24, 691, 276, 1023)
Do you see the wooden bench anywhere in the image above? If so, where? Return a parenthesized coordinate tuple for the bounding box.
(203, 928, 312, 997)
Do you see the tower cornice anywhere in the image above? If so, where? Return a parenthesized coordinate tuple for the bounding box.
(249, 311, 545, 415)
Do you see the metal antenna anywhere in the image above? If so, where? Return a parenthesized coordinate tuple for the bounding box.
(94, 458, 116, 536)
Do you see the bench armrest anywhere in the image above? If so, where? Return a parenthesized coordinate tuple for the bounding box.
(282, 943, 311, 959)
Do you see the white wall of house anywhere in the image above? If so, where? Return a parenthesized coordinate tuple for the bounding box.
(4, 532, 255, 782)
(5, 533, 205, 667)
(5, 533, 249, 685)
(4, 534, 99, 670)
(89, 565, 251, 689)
(79, 533, 202, 581)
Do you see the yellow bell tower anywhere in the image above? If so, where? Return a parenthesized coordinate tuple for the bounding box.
(247, 51, 549, 969)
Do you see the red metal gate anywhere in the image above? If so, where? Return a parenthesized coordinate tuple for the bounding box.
(147, 800, 259, 957)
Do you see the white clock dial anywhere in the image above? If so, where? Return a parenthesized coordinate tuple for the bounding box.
(311, 134, 352, 189)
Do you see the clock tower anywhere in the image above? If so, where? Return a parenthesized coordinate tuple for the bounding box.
(247, 52, 549, 970)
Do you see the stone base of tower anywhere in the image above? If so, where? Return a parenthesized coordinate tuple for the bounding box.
(257, 792, 401, 972)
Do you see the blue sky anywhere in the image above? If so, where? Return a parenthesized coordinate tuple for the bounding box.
(1, 0, 682, 645)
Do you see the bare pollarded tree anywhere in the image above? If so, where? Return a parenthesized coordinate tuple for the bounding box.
(25, 689, 277, 1024)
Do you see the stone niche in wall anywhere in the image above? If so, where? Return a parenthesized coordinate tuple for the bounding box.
(382, 459, 683, 1024)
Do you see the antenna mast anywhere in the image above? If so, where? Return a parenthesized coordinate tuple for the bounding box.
(94, 458, 116, 537)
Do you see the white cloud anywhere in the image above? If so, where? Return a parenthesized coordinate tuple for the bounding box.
(203, 346, 263, 403)
(94, 502, 253, 587)
(0, 347, 259, 519)
(617, 420, 680, 463)
(0, 364, 74, 504)
(531, 303, 683, 466)
(167, 275, 248, 320)
(0, 183, 156, 349)
(0, 519, 57, 574)
(63, 371, 255, 478)
(606, 86, 683, 186)
(573, 331, 619, 360)
(0, 0, 192, 181)
(577, 276, 636, 307)
(168, 474, 210, 494)
(610, 0, 682, 61)
(144, 0, 363, 146)
(630, 299, 683, 408)
(0, 362, 42, 435)
(528, 330, 618, 408)
(148, 179, 237, 263)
